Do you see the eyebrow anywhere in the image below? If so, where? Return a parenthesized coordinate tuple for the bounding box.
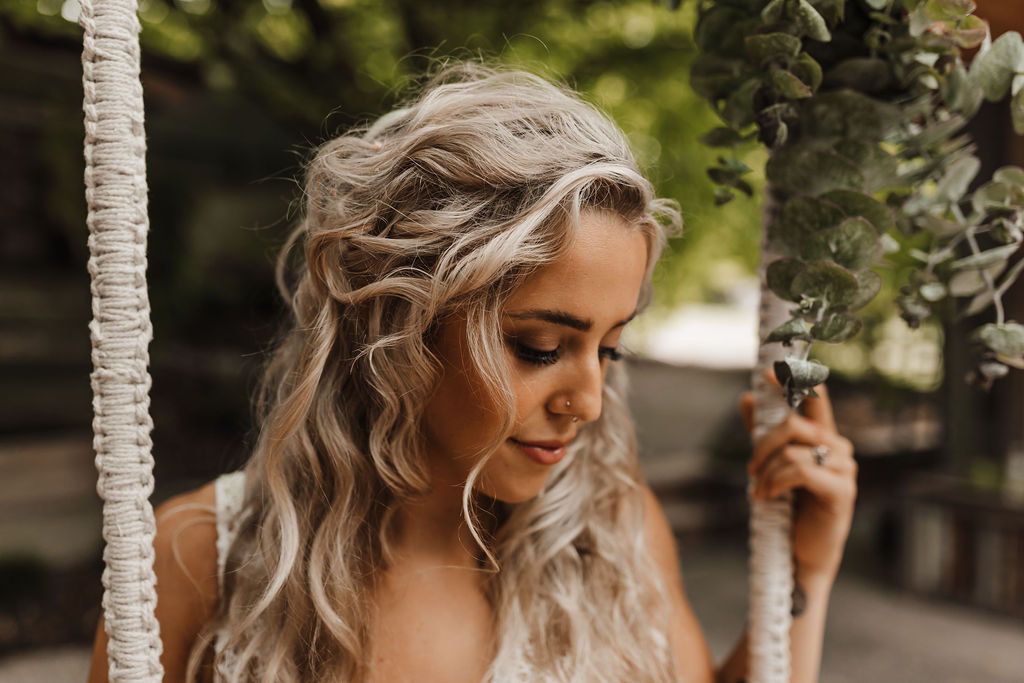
(507, 309, 636, 332)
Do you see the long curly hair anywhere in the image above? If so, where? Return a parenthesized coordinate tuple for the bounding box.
(188, 62, 683, 682)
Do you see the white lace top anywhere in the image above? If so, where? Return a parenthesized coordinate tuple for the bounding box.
(213, 470, 246, 681)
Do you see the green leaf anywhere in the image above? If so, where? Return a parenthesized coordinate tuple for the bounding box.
(990, 217, 1024, 244)
(810, 0, 845, 24)
(811, 312, 863, 343)
(935, 155, 981, 202)
(949, 261, 1008, 296)
(942, 60, 984, 117)
(1014, 74, 1024, 97)
(833, 140, 900, 192)
(903, 115, 970, 153)
(766, 317, 813, 345)
(951, 243, 1020, 271)
(761, 0, 786, 24)
(864, 0, 889, 9)
(965, 257, 1024, 315)
(1013, 87, 1024, 135)
(803, 217, 881, 270)
(767, 145, 865, 196)
(745, 33, 802, 66)
(919, 282, 948, 302)
(790, 259, 860, 307)
(800, 91, 902, 141)
(690, 55, 748, 101)
(795, 0, 831, 41)
(778, 357, 830, 386)
(700, 127, 746, 147)
(755, 103, 797, 145)
(965, 288, 995, 318)
(908, 5, 932, 37)
(917, 212, 965, 238)
(848, 269, 882, 311)
(971, 31, 1024, 101)
(790, 53, 824, 93)
(719, 156, 753, 174)
(881, 233, 901, 254)
(714, 187, 736, 206)
(774, 357, 830, 407)
(695, 5, 750, 53)
(722, 79, 760, 128)
(972, 180, 1024, 215)
(994, 166, 1024, 187)
(769, 197, 846, 255)
(953, 15, 987, 49)
(766, 258, 807, 302)
(973, 322, 1024, 357)
(967, 360, 1011, 389)
(824, 58, 892, 93)
(898, 295, 931, 329)
(820, 190, 895, 233)
(924, 0, 976, 23)
(707, 167, 754, 196)
(770, 69, 814, 99)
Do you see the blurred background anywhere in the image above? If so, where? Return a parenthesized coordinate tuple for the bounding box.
(1, 0, 1022, 680)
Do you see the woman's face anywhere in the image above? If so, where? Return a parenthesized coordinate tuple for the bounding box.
(421, 210, 650, 503)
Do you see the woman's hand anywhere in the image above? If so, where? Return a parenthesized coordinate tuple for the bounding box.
(739, 374, 858, 583)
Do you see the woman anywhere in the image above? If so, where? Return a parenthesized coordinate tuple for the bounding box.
(87, 62, 856, 683)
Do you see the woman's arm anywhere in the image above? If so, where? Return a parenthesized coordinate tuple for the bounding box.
(644, 487, 840, 683)
(648, 378, 856, 683)
(710, 570, 835, 683)
(87, 482, 220, 683)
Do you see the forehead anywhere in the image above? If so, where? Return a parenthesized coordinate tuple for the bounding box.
(506, 211, 649, 320)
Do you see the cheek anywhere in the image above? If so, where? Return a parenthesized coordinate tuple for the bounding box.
(423, 347, 507, 457)
(509, 371, 547, 428)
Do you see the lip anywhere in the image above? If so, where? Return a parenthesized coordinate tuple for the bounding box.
(509, 437, 571, 466)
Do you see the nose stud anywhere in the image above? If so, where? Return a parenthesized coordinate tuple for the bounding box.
(566, 400, 579, 423)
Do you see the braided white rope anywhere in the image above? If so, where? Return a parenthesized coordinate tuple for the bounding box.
(80, 0, 163, 680)
(747, 235, 794, 683)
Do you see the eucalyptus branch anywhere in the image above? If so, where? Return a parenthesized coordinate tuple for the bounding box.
(966, 226, 1004, 324)
(677, 0, 1024, 391)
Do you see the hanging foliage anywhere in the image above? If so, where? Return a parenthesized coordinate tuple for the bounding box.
(680, 0, 1024, 401)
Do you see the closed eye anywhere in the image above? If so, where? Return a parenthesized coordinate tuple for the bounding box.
(512, 342, 625, 367)
(513, 342, 560, 366)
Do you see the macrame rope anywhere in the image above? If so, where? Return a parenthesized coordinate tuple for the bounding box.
(747, 228, 794, 683)
(80, 0, 163, 680)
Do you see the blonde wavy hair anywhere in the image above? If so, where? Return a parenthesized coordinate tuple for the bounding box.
(189, 62, 683, 682)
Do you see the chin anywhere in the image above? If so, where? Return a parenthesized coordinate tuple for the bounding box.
(479, 477, 549, 504)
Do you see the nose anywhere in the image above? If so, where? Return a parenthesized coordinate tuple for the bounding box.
(550, 355, 605, 424)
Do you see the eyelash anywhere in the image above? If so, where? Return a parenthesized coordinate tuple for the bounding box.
(512, 342, 622, 366)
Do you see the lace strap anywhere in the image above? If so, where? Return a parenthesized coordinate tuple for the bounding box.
(214, 471, 246, 592)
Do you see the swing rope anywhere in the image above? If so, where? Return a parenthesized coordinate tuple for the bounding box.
(77, 2, 794, 678)
(747, 222, 798, 683)
(80, 0, 163, 679)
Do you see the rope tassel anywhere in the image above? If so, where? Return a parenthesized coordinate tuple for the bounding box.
(80, 0, 163, 679)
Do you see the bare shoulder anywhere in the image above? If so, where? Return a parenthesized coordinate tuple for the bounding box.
(638, 484, 716, 683)
(153, 480, 220, 613)
(639, 484, 678, 570)
(87, 480, 221, 683)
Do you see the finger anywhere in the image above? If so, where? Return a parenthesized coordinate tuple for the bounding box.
(739, 392, 755, 433)
(752, 444, 799, 499)
(748, 413, 828, 478)
(801, 382, 837, 432)
(757, 458, 839, 501)
(755, 442, 858, 493)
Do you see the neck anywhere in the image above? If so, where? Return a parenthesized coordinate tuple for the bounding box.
(392, 490, 475, 565)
